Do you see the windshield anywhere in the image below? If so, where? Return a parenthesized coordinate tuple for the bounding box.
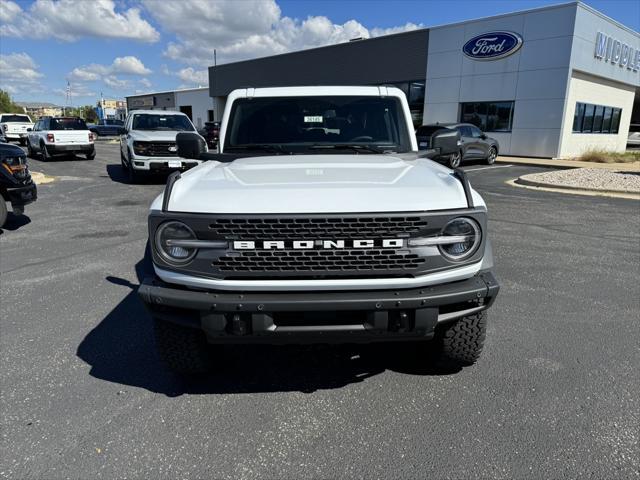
(132, 114, 194, 131)
(50, 118, 88, 130)
(224, 96, 411, 153)
(2, 114, 31, 123)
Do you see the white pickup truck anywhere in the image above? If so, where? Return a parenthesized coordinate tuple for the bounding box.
(0, 113, 34, 145)
(138, 86, 499, 375)
(119, 110, 204, 183)
(26, 116, 95, 160)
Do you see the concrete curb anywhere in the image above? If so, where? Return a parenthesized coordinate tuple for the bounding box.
(508, 178, 640, 200)
(30, 171, 56, 185)
(497, 156, 640, 172)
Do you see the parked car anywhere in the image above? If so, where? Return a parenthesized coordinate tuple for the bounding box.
(421, 123, 499, 168)
(26, 117, 96, 160)
(89, 118, 125, 138)
(198, 121, 220, 149)
(119, 110, 205, 183)
(138, 86, 500, 375)
(627, 123, 640, 147)
(0, 113, 34, 145)
(0, 142, 37, 227)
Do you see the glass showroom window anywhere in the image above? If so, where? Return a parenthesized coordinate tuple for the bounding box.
(573, 102, 622, 134)
(460, 101, 514, 132)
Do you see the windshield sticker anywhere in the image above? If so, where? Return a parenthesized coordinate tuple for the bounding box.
(304, 116, 323, 123)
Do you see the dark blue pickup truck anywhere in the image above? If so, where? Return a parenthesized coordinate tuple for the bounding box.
(88, 119, 124, 138)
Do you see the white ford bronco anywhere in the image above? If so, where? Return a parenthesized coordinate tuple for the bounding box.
(138, 86, 499, 374)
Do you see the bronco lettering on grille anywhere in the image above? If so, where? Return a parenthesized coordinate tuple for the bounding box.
(233, 239, 404, 250)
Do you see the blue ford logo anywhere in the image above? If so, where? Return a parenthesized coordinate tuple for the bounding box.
(463, 31, 523, 60)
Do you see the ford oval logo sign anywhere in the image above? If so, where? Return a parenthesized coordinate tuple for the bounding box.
(463, 31, 523, 60)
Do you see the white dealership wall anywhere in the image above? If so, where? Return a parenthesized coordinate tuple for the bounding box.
(174, 87, 214, 130)
(424, 2, 639, 158)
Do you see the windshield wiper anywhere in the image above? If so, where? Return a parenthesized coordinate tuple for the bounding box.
(308, 144, 393, 154)
(226, 144, 291, 154)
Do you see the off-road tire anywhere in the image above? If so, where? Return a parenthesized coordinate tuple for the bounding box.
(434, 311, 487, 367)
(27, 141, 35, 158)
(153, 318, 212, 375)
(86, 150, 96, 160)
(18, 138, 26, 146)
(0, 200, 7, 228)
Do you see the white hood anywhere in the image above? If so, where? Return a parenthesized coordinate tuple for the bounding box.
(129, 130, 180, 142)
(155, 155, 485, 214)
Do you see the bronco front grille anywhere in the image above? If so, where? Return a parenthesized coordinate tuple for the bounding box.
(208, 216, 429, 240)
(213, 249, 426, 274)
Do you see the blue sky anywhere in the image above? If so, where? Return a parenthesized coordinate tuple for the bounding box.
(0, 0, 638, 106)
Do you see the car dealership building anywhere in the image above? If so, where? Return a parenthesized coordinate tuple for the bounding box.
(207, 1, 639, 158)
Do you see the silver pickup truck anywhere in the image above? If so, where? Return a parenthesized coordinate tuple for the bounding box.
(138, 86, 499, 375)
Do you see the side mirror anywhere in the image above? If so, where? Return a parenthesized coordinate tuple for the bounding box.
(431, 128, 461, 156)
(481, 133, 487, 140)
(26, 128, 32, 132)
(176, 132, 206, 159)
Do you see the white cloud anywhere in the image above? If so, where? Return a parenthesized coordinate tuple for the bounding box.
(371, 22, 422, 37)
(53, 84, 96, 99)
(68, 56, 151, 82)
(103, 77, 131, 90)
(139, 78, 152, 89)
(0, 0, 21, 23)
(144, 0, 422, 66)
(1, 0, 159, 42)
(0, 52, 44, 82)
(0, 52, 45, 97)
(111, 56, 152, 75)
(176, 67, 208, 86)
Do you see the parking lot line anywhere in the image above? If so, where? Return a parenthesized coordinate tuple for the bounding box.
(465, 164, 513, 172)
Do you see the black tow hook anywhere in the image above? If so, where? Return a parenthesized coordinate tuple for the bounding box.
(231, 314, 250, 336)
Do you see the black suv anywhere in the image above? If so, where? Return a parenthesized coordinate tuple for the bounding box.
(0, 142, 37, 227)
(420, 123, 499, 169)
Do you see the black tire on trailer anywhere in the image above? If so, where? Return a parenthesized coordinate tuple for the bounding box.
(0, 200, 7, 228)
(153, 318, 212, 375)
(433, 311, 487, 367)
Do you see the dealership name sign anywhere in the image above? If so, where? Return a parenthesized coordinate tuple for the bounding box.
(463, 32, 523, 60)
(594, 32, 639, 73)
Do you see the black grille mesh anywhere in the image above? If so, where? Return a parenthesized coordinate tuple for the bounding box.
(209, 216, 429, 240)
(213, 249, 425, 273)
(147, 142, 177, 157)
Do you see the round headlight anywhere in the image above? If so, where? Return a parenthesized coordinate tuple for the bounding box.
(438, 217, 481, 261)
(155, 221, 197, 264)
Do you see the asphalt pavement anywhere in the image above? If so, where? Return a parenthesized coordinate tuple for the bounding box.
(1, 143, 638, 479)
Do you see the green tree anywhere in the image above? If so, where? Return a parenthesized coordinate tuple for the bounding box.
(0, 89, 25, 113)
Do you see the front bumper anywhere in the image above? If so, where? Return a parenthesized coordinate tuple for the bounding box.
(130, 156, 201, 173)
(138, 271, 499, 344)
(6, 182, 37, 207)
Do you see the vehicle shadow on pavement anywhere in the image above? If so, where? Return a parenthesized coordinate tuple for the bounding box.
(0, 213, 31, 233)
(77, 252, 459, 397)
(105, 164, 168, 185)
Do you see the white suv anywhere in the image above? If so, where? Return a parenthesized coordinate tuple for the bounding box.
(119, 110, 205, 183)
(0, 113, 34, 145)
